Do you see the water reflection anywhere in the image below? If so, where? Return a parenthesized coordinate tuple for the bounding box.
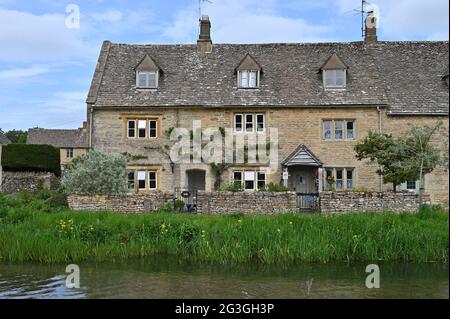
(0, 258, 448, 299)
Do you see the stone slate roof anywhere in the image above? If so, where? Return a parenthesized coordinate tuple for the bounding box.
(27, 129, 88, 148)
(0, 130, 11, 145)
(87, 40, 449, 115)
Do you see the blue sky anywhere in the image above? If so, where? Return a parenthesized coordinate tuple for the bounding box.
(0, 0, 448, 131)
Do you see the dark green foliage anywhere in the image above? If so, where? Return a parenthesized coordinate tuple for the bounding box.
(46, 193, 68, 209)
(1, 144, 61, 176)
(5, 130, 27, 144)
(259, 182, 289, 192)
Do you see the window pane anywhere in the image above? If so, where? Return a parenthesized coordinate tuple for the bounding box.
(326, 169, 334, 190)
(335, 70, 345, 86)
(138, 73, 147, 87)
(245, 114, 254, 132)
(257, 172, 266, 189)
(149, 120, 157, 138)
(256, 114, 264, 132)
(346, 170, 353, 189)
(336, 169, 343, 189)
(240, 71, 248, 88)
(233, 171, 242, 183)
(346, 121, 354, 139)
(138, 171, 146, 189)
(407, 180, 416, 190)
(324, 70, 334, 87)
(244, 171, 255, 190)
(147, 72, 157, 88)
(323, 121, 332, 140)
(127, 172, 135, 190)
(249, 71, 257, 88)
(138, 120, 146, 138)
(149, 172, 157, 189)
(335, 121, 343, 139)
(128, 120, 136, 138)
(235, 114, 243, 132)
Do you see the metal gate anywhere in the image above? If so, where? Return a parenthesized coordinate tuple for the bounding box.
(174, 187, 198, 212)
(296, 193, 320, 213)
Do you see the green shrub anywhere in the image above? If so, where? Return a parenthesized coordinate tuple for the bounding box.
(1, 144, 61, 176)
(259, 182, 289, 192)
(61, 150, 127, 195)
(46, 193, 68, 209)
(219, 181, 244, 192)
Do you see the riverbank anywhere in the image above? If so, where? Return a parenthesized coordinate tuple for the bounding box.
(0, 191, 448, 264)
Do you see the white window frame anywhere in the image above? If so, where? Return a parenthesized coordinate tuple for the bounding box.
(127, 171, 135, 190)
(245, 113, 254, 133)
(149, 119, 158, 138)
(323, 69, 346, 90)
(238, 70, 259, 88)
(257, 171, 267, 190)
(256, 113, 265, 133)
(346, 169, 353, 189)
(148, 171, 158, 190)
(406, 180, 417, 190)
(346, 120, 355, 140)
(137, 120, 147, 139)
(137, 171, 146, 190)
(323, 121, 332, 140)
(234, 114, 243, 133)
(127, 120, 136, 138)
(136, 71, 158, 89)
(323, 120, 355, 141)
(244, 171, 255, 191)
(335, 120, 344, 140)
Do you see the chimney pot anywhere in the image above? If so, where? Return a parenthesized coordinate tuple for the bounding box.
(197, 15, 212, 53)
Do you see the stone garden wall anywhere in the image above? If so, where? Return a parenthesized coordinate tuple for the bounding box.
(1, 171, 60, 193)
(68, 192, 298, 214)
(320, 191, 431, 214)
(197, 192, 298, 215)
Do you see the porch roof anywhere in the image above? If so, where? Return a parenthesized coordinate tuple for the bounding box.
(281, 144, 323, 167)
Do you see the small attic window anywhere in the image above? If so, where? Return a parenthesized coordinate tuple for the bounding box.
(135, 54, 160, 89)
(236, 53, 262, 89)
(324, 69, 346, 89)
(321, 53, 348, 90)
(137, 71, 157, 89)
(239, 70, 258, 88)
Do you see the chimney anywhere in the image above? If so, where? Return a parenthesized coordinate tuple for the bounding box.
(80, 121, 88, 133)
(365, 11, 378, 45)
(197, 15, 212, 53)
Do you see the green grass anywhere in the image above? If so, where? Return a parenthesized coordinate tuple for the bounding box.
(0, 191, 448, 264)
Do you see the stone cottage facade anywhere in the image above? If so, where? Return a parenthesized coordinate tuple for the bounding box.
(85, 15, 449, 205)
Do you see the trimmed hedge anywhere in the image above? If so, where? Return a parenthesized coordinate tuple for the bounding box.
(1, 144, 61, 176)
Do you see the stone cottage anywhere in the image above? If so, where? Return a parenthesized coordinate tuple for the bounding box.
(27, 124, 89, 172)
(85, 15, 449, 206)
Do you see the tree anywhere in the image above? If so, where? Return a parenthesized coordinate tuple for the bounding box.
(5, 130, 27, 144)
(354, 131, 408, 191)
(355, 121, 447, 198)
(61, 150, 128, 195)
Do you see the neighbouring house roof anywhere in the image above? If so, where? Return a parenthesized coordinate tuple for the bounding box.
(282, 144, 323, 167)
(87, 40, 449, 115)
(27, 128, 88, 148)
(0, 130, 11, 145)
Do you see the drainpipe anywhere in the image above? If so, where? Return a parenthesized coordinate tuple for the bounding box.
(377, 106, 383, 192)
(89, 106, 93, 149)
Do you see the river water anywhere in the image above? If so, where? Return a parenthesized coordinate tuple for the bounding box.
(0, 258, 448, 299)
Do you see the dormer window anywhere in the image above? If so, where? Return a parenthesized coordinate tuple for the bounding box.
(135, 54, 161, 89)
(320, 53, 348, 90)
(239, 70, 258, 88)
(137, 71, 157, 88)
(324, 69, 346, 89)
(236, 53, 262, 89)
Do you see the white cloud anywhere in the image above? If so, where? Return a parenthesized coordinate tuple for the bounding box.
(164, 0, 334, 44)
(0, 65, 52, 80)
(90, 9, 123, 23)
(0, 8, 97, 62)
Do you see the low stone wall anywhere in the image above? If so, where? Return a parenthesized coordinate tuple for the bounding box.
(1, 171, 60, 193)
(67, 193, 174, 213)
(68, 192, 298, 214)
(320, 191, 431, 214)
(197, 192, 298, 215)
